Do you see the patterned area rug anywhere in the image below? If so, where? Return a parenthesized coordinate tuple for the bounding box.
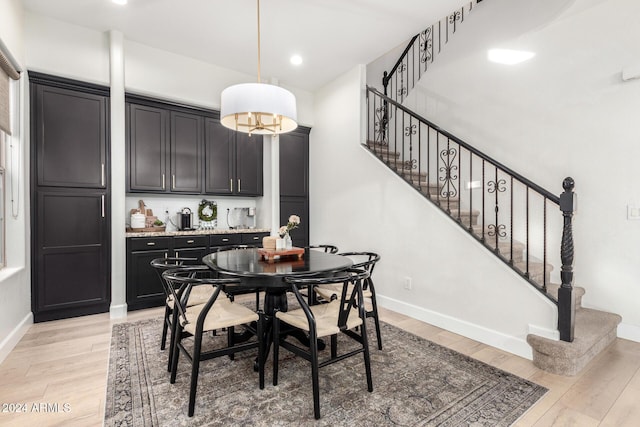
(105, 317, 546, 426)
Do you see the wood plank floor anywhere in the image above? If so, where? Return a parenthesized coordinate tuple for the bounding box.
(0, 303, 639, 426)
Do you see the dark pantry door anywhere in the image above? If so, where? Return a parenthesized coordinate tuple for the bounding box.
(30, 73, 111, 322)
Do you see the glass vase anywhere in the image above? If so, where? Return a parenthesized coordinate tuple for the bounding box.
(284, 233, 293, 249)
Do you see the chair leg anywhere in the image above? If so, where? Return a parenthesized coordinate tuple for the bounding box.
(257, 312, 265, 389)
(161, 305, 171, 350)
(169, 326, 182, 384)
(228, 326, 235, 360)
(360, 319, 374, 393)
(167, 307, 180, 372)
(330, 334, 337, 359)
(272, 314, 280, 386)
(188, 331, 203, 417)
(310, 338, 321, 420)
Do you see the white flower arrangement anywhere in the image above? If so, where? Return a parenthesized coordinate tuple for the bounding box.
(279, 214, 301, 237)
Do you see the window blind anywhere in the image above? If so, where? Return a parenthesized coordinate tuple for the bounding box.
(0, 42, 21, 135)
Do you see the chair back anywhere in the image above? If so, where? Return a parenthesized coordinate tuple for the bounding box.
(337, 252, 380, 290)
(150, 257, 208, 298)
(285, 268, 370, 331)
(308, 244, 339, 254)
(162, 268, 242, 328)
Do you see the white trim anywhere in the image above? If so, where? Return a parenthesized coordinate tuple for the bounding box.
(378, 294, 534, 360)
(528, 323, 559, 341)
(617, 322, 640, 343)
(109, 303, 127, 319)
(0, 311, 32, 364)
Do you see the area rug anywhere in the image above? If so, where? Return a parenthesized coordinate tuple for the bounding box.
(105, 317, 546, 426)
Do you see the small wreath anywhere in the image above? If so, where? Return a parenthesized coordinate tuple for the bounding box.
(198, 199, 217, 222)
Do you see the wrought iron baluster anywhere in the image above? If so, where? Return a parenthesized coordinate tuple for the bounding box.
(426, 126, 431, 197)
(525, 186, 530, 278)
(457, 143, 461, 222)
(481, 160, 485, 242)
(487, 167, 506, 253)
(543, 196, 548, 292)
(436, 133, 440, 205)
(469, 151, 473, 231)
(418, 122, 422, 192)
(510, 176, 514, 264)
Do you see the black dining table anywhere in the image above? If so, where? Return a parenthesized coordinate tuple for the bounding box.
(202, 247, 354, 367)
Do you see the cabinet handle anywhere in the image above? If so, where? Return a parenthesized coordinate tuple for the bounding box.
(101, 195, 105, 218)
(101, 163, 105, 187)
(172, 174, 176, 189)
(230, 179, 233, 192)
(147, 242, 156, 246)
(253, 236, 259, 240)
(187, 240, 194, 244)
(164, 252, 168, 258)
(238, 179, 241, 192)
(162, 174, 165, 189)
(176, 251, 179, 258)
(222, 238, 229, 242)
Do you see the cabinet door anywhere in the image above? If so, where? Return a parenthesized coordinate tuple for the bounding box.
(236, 133, 263, 196)
(170, 111, 203, 193)
(34, 190, 110, 321)
(280, 198, 309, 248)
(204, 118, 234, 194)
(173, 246, 208, 263)
(127, 249, 169, 310)
(35, 85, 107, 188)
(279, 131, 308, 197)
(128, 103, 168, 192)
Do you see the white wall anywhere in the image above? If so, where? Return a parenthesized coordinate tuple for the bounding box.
(310, 65, 557, 359)
(407, 0, 640, 340)
(0, 0, 31, 363)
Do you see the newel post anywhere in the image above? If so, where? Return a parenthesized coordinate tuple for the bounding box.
(558, 177, 576, 342)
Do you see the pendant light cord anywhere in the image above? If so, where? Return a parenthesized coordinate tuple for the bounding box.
(256, 0, 261, 83)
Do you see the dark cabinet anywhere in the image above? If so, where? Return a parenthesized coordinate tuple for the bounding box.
(127, 103, 167, 192)
(127, 237, 171, 311)
(30, 72, 111, 322)
(279, 127, 310, 247)
(126, 232, 268, 311)
(34, 84, 108, 189)
(204, 118, 263, 196)
(127, 102, 203, 193)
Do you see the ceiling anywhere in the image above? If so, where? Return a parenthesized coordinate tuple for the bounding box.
(21, 0, 470, 92)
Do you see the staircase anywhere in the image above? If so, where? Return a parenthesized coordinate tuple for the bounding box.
(367, 0, 621, 376)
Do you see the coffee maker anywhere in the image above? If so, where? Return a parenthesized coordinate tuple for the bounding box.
(178, 207, 193, 230)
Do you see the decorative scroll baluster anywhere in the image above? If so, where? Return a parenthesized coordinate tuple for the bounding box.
(558, 177, 576, 342)
(487, 169, 506, 253)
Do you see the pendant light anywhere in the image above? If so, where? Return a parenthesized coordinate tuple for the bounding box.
(220, 0, 297, 135)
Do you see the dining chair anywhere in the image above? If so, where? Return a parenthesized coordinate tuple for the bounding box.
(163, 267, 265, 417)
(151, 257, 218, 371)
(314, 252, 383, 350)
(273, 268, 373, 420)
(308, 244, 339, 254)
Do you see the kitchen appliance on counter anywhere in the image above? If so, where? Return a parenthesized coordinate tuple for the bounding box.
(179, 207, 194, 230)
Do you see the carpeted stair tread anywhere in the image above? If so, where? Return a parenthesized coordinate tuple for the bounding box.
(545, 283, 586, 307)
(526, 307, 621, 376)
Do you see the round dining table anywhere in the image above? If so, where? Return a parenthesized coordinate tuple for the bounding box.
(202, 247, 353, 366)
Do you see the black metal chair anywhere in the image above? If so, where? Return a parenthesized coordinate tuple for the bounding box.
(151, 257, 215, 371)
(273, 269, 373, 420)
(164, 267, 265, 417)
(308, 244, 339, 254)
(314, 252, 383, 350)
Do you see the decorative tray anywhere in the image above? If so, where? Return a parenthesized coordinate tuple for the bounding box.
(257, 247, 305, 263)
(126, 226, 166, 232)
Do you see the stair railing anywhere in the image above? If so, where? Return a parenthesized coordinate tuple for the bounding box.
(366, 85, 576, 342)
(382, 0, 484, 104)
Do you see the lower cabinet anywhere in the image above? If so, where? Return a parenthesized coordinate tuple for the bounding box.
(126, 232, 269, 311)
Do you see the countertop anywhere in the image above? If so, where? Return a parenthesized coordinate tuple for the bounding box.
(125, 228, 271, 238)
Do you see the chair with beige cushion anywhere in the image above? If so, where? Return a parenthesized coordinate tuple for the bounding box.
(151, 257, 221, 371)
(273, 269, 373, 420)
(163, 268, 264, 417)
(314, 252, 383, 350)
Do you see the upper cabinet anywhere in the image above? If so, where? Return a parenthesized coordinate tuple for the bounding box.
(204, 118, 263, 196)
(34, 84, 108, 189)
(127, 96, 262, 196)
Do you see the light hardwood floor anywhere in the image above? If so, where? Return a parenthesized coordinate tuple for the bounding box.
(0, 304, 639, 426)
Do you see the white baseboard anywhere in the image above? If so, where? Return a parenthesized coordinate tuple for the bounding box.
(109, 303, 128, 319)
(378, 295, 535, 360)
(617, 322, 640, 343)
(0, 312, 33, 364)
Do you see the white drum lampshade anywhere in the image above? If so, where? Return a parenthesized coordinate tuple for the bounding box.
(220, 83, 297, 135)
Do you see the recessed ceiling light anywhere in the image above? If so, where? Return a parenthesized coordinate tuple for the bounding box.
(290, 55, 303, 66)
(488, 49, 535, 65)
(112, 0, 128, 5)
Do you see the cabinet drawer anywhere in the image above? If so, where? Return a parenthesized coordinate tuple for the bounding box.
(174, 236, 208, 248)
(241, 232, 270, 245)
(129, 237, 171, 251)
(209, 234, 242, 247)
